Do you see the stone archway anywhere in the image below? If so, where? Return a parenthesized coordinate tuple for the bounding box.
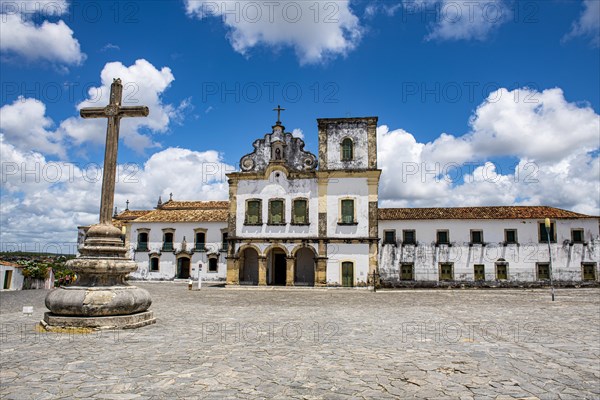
(240, 247, 259, 285)
(294, 247, 316, 286)
(267, 248, 287, 286)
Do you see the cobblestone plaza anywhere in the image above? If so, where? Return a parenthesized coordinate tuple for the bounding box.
(1, 285, 599, 399)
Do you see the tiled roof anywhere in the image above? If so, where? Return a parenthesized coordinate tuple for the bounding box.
(378, 206, 597, 220)
(133, 208, 228, 223)
(115, 210, 152, 220)
(159, 200, 229, 210)
(0, 261, 23, 268)
(112, 201, 230, 224)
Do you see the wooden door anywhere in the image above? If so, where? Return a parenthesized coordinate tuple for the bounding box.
(342, 262, 353, 287)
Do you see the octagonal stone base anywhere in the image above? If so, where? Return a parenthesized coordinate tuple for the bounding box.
(45, 285, 152, 317)
(41, 310, 155, 331)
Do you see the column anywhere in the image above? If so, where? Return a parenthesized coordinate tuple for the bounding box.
(258, 256, 267, 286)
(315, 257, 327, 287)
(226, 257, 239, 285)
(286, 256, 295, 286)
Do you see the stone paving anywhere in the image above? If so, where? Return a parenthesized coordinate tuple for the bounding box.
(1, 284, 599, 399)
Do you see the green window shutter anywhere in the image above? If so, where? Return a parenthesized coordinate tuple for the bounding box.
(270, 200, 284, 224)
(341, 200, 354, 224)
(247, 201, 260, 224)
(294, 200, 307, 224)
(342, 139, 353, 161)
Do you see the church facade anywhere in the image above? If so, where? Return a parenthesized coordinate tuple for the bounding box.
(106, 115, 599, 286)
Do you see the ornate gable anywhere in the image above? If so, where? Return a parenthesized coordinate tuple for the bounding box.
(239, 113, 317, 173)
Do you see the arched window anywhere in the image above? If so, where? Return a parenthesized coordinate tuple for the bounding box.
(150, 257, 159, 272)
(292, 198, 308, 224)
(496, 259, 508, 280)
(268, 199, 285, 225)
(195, 232, 206, 251)
(137, 232, 148, 251)
(163, 232, 174, 251)
(245, 199, 262, 225)
(341, 138, 353, 161)
(209, 258, 218, 272)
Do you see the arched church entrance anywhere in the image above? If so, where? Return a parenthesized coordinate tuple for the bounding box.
(267, 248, 287, 286)
(240, 247, 259, 285)
(177, 257, 191, 279)
(295, 247, 315, 286)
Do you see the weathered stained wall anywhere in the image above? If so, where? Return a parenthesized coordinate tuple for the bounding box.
(235, 169, 319, 238)
(378, 219, 600, 283)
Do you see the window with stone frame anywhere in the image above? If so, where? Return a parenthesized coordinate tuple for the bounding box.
(149, 257, 159, 272)
(474, 264, 485, 281)
(341, 138, 353, 161)
(400, 263, 414, 281)
(195, 232, 206, 251)
(268, 199, 285, 225)
(436, 230, 449, 245)
(571, 229, 584, 243)
(537, 263, 550, 280)
(582, 263, 597, 281)
(292, 198, 309, 224)
(221, 232, 228, 252)
(439, 263, 453, 281)
(208, 257, 218, 272)
(162, 232, 174, 251)
(538, 221, 556, 243)
(496, 262, 508, 280)
(245, 199, 262, 225)
(402, 230, 416, 245)
(504, 229, 518, 244)
(384, 230, 396, 245)
(470, 230, 483, 244)
(137, 232, 148, 251)
(340, 199, 355, 224)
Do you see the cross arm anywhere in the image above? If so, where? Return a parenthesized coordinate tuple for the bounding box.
(119, 106, 150, 118)
(80, 107, 108, 119)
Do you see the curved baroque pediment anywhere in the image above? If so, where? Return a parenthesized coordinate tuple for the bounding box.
(239, 125, 318, 172)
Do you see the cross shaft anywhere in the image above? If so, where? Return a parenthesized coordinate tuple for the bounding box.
(80, 78, 149, 225)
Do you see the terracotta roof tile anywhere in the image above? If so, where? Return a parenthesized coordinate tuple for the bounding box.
(160, 200, 229, 210)
(134, 209, 228, 223)
(378, 206, 597, 220)
(0, 261, 23, 268)
(115, 210, 152, 220)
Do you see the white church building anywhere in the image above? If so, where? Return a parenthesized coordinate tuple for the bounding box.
(101, 115, 599, 287)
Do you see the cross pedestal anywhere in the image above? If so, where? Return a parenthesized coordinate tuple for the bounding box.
(42, 79, 155, 330)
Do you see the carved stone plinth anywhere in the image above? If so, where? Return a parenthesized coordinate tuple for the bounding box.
(43, 223, 155, 330)
(42, 310, 155, 330)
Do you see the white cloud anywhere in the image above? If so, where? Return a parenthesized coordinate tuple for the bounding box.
(0, 1, 85, 66)
(378, 87, 600, 215)
(563, 0, 600, 47)
(100, 43, 120, 52)
(59, 59, 176, 153)
(185, 0, 362, 64)
(0, 142, 234, 249)
(425, 0, 510, 41)
(0, 97, 64, 157)
(292, 128, 304, 139)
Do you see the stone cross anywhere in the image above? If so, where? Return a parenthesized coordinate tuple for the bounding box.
(273, 105, 285, 124)
(80, 78, 149, 225)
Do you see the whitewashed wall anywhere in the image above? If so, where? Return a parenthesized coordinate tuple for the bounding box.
(0, 265, 24, 290)
(236, 170, 319, 238)
(326, 243, 370, 285)
(326, 177, 369, 238)
(128, 221, 228, 281)
(325, 123, 369, 170)
(378, 219, 600, 283)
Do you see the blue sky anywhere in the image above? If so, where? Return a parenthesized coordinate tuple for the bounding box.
(1, 0, 599, 250)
